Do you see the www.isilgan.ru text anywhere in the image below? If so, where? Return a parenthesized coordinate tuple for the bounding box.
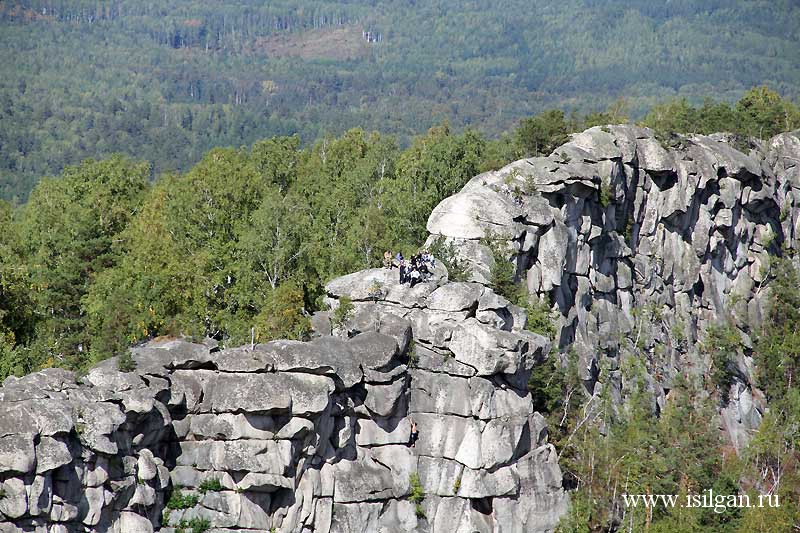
(622, 490, 779, 514)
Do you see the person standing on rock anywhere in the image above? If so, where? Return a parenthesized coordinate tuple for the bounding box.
(410, 418, 418, 448)
(383, 250, 393, 269)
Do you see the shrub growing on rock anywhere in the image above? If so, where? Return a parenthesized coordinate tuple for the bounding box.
(117, 351, 136, 373)
(331, 296, 355, 330)
(166, 490, 199, 510)
(429, 235, 469, 282)
(408, 472, 426, 518)
(702, 323, 742, 404)
(198, 478, 223, 494)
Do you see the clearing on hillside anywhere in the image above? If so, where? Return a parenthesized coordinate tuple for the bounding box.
(251, 26, 373, 61)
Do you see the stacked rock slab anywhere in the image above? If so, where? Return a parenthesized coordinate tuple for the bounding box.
(324, 267, 567, 532)
(0, 266, 566, 532)
(425, 125, 800, 451)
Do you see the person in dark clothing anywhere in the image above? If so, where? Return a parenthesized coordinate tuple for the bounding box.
(399, 259, 408, 284)
(417, 261, 430, 281)
(409, 267, 421, 287)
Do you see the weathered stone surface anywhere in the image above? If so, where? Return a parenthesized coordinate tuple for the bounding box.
(348, 332, 399, 371)
(176, 440, 293, 474)
(356, 417, 412, 446)
(0, 478, 28, 519)
(207, 373, 293, 414)
(116, 511, 154, 533)
(331, 458, 395, 503)
(131, 338, 214, 374)
(423, 126, 800, 459)
(426, 282, 484, 312)
(0, 435, 36, 474)
(448, 318, 546, 377)
(427, 189, 521, 240)
(260, 337, 362, 389)
(35, 437, 72, 474)
(214, 346, 275, 372)
(19, 125, 800, 532)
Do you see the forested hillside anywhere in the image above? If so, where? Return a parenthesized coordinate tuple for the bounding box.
(2, 0, 800, 201)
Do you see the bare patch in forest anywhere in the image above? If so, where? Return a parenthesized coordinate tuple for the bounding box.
(0, 4, 54, 22)
(251, 26, 373, 61)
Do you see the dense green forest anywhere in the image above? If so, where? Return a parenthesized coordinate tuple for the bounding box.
(2, 0, 800, 201)
(0, 86, 799, 530)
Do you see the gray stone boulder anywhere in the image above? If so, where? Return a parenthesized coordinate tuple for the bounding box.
(427, 189, 522, 240)
(448, 318, 548, 377)
(426, 282, 484, 312)
(207, 373, 293, 414)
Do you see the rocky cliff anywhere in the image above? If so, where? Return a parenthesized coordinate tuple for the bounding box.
(424, 125, 800, 451)
(1, 125, 799, 533)
(0, 266, 565, 532)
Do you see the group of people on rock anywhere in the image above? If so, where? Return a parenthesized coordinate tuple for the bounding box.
(383, 250, 435, 287)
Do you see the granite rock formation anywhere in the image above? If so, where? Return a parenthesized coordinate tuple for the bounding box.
(0, 269, 566, 532)
(2, 125, 799, 532)
(425, 125, 800, 451)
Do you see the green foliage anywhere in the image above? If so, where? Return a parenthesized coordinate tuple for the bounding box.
(555, 491, 592, 533)
(670, 316, 687, 347)
(0, 122, 499, 375)
(386, 125, 487, 248)
(3, 0, 800, 203)
(516, 110, 571, 156)
(117, 351, 136, 373)
(736, 86, 800, 139)
(482, 233, 523, 303)
(755, 257, 800, 402)
(19, 156, 149, 372)
(408, 472, 426, 518)
(452, 475, 461, 494)
(522, 296, 557, 340)
(429, 235, 469, 282)
(198, 478, 224, 494)
(558, 369, 730, 531)
(738, 388, 800, 531)
(583, 97, 631, 128)
(253, 281, 312, 343)
(483, 232, 558, 341)
(528, 351, 579, 418)
(408, 472, 425, 504)
(166, 490, 199, 510)
(599, 180, 613, 208)
(642, 87, 800, 140)
(703, 323, 742, 404)
(331, 296, 355, 330)
(176, 518, 211, 533)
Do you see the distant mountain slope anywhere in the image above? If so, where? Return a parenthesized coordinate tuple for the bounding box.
(1, 0, 799, 200)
